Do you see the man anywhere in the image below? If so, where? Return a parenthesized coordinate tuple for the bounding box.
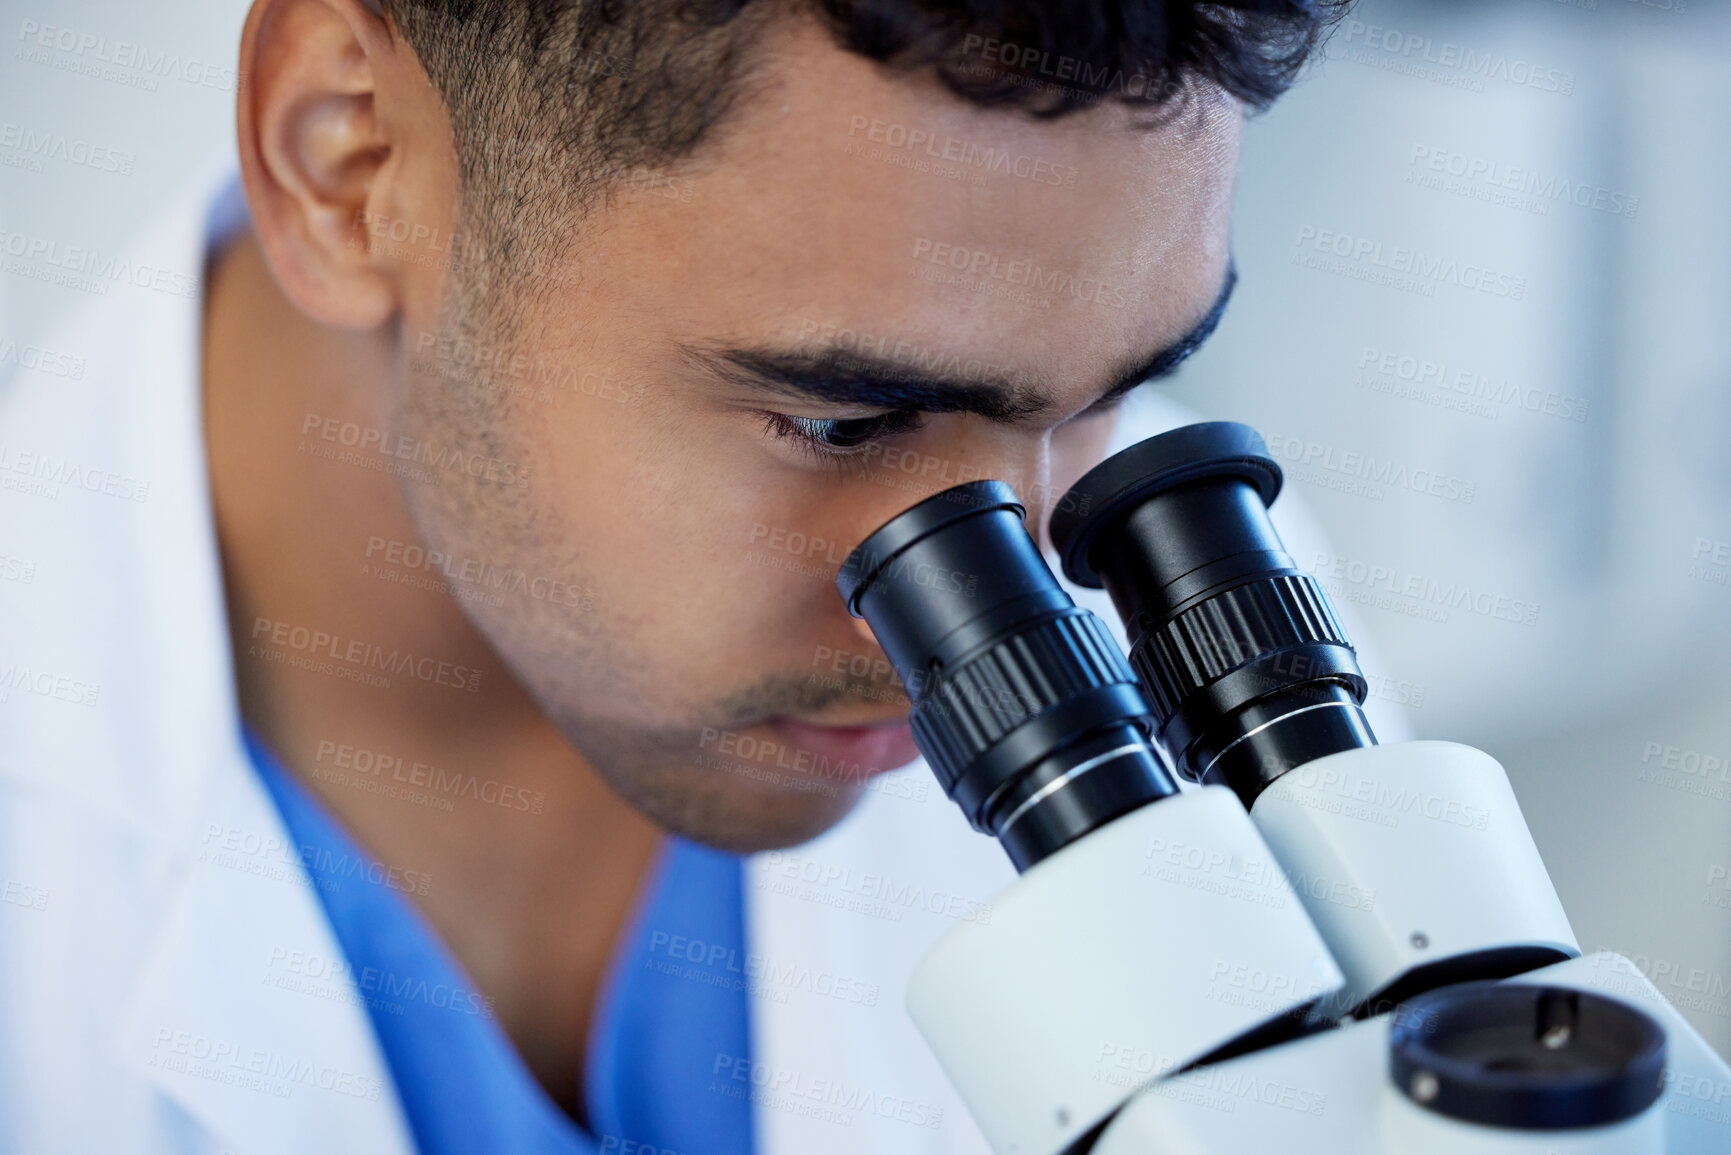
(0, 0, 1349, 1151)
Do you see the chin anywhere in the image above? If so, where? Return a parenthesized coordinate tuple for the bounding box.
(555, 710, 880, 852)
(655, 769, 870, 854)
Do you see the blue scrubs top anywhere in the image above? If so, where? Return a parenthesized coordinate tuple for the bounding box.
(246, 728, 755, 1155)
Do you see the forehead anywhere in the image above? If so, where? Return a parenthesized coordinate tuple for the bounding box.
(565, 17, 1243, 404)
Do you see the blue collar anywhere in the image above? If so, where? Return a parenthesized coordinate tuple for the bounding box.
(245, 726, 754, 1155)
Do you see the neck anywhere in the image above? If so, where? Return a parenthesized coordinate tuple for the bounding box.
(200, 227, 664, 1123)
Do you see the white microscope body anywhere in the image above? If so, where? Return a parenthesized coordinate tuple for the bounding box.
(909, 740, 1727, 1155)
(836, 424, 1730, 1155)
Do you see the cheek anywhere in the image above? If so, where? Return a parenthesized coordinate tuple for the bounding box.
(536, 416, 851, 695)
(671, 507, 860, 688)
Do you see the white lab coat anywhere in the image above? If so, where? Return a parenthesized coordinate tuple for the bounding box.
(0, 170, 1403, 1155)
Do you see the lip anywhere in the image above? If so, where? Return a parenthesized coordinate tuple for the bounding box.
(765, 716, 922, 780)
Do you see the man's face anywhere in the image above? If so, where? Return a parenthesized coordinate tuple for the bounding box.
(383, 17, 1241, 851)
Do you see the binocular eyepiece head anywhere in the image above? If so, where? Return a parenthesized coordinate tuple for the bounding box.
(837, 422, 1375, 870)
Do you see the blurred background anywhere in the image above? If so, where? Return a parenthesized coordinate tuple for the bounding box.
(4, 0, 1728, 1052)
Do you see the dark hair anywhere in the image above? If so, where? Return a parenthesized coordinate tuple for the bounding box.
(821, 0, 1347, 115)
(378, 0, 1344, 282)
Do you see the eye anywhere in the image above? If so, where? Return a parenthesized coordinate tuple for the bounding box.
(759, 410, 925, 460)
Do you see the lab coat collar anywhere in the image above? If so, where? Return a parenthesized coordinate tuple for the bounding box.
(16, 163, 419, 1155)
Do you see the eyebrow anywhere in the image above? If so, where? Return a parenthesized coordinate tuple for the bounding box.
(689, 260, 1237, 423)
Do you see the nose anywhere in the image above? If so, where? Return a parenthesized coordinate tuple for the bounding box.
(842, 424, 1056, 558)
(965, 428, 1056, 552)
(847, 612, 879, 649)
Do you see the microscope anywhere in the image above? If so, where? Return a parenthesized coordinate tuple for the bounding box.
(834, 423, 1731, 1155)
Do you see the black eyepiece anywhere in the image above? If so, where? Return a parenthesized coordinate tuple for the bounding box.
(1049, 422, 1375, 807)
(837, 482, 1178, 871)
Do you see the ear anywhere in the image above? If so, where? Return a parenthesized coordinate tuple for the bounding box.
(236, 0, 406, 329)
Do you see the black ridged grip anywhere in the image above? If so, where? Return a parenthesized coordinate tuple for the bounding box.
(1131, 573, 1350, 724)
(1051, 422, 1376, 803)
(913, 609, 1142, 796)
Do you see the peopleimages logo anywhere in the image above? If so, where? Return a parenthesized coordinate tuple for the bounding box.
(1407, 145, 1638, 220)
(298, 412, 531, 488)
(0, 552, 36, 585)
(1092, 1042, 1329, 1115)
(148, 1028, 383, 1101)
(1292, 226, 1526, 301)
(0, 226, 198, 299)
(363, 535, 592, 611)
(264, 945, 496, 1018)
(314, 738, 547, 815)
(0, 120, 135, 175)
(1691, 538, 1730, 589)
(0, 337, 85, 379)
(710, 1053, 946, 1130)
(1263, 433, 1478, 506)
(956, 34, 1184, 104)
(249, 615, 483, 694)
(647, 931, 881, 1007)
(846, 116, 1078, 188)
(758, 850, 994, 925)
(15, 19, 244, 93)
(1356, 346, 1589, 424)
(200, 822, 433, 897)
(0, 662, 100, 707)
(1336, 19, 1575, 96)
(1267, 761, 1492, 831)
(911, 237, 1129, 309)
(1313, 551, 1541, 628)
(0, 441, 150, 503)
(410, 330, 644, 406)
